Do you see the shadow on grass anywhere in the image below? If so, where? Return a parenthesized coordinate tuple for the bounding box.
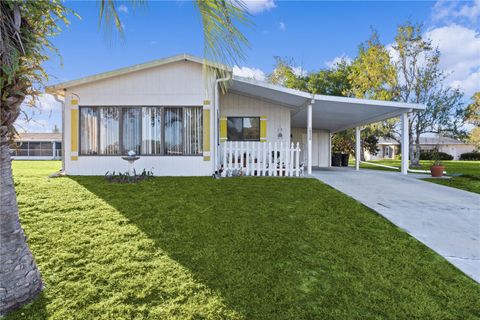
(5, 291, 48, 320)
(68, 175, 480, 319)
(69, 176, 328, 319)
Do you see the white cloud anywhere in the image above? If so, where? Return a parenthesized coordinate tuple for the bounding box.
(118, 4, 129, 14)
(243, 0, 276, 14)
(233, 65, 266, 81)
(14, 94, 62, 133)
(37, 94, 61, 112)
(426, 24, 480, 96)
(450, 71, 480, 97)
(432, 0, 480, 24)
(324, 54, 352, 68)
(278, 21, 286, 31)
(15, 119, 52, 133)
(291, 66, 307, 77)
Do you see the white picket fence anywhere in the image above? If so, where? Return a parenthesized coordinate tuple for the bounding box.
(220, 141, 303, 177)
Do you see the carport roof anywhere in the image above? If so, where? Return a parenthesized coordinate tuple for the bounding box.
(230, 76, 425, 133)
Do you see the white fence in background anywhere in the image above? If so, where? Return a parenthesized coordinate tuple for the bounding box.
(220, 141, 303, 177)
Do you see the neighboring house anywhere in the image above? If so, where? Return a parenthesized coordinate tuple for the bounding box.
(365, 136, 476, 160)
(46, 54, 424, 176)
(10, 133, 62, 160)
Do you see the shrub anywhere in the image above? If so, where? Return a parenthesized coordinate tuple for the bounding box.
(419, 150, 453, 161)
(459, 152, 480, 161)
(105, 168, 154, 183)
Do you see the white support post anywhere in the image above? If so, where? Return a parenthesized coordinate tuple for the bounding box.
(355, 126, 361, 171)
(307, 104, 313, 175)
(328, 132, 332, 167)
(401, 112, 409, 175)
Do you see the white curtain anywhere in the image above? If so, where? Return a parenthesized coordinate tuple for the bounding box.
(183, 107, 203, 155)
(80, 107, 98, 155)
(141, 107, 162, 155)
(164, 108, 183, 155)
(122, 108, 141, 154)
(99, 107, 120, 155)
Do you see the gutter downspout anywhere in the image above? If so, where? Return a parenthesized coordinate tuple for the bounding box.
(53, 91, 66, 172)
(213, 74, 231, 173)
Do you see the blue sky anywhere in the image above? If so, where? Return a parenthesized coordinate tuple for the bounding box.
(17, 0, 480, 132)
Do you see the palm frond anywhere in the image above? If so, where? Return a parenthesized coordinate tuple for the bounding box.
(97, 0, 145, 42)
(194, 0, 251, 92)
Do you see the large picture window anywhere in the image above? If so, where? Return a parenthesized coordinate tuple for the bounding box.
(227, 117, 260, 141)
(79, 106, 203, 156)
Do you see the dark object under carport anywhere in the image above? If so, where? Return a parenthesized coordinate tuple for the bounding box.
(332, 153, 342, 166)
(341, 153, 349, 167)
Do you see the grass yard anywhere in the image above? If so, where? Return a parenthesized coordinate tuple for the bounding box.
(7, 161, 480, 319)
(358, 160, 480, 194)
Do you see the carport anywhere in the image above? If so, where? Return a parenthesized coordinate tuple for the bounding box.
(228, 76, 425, 174)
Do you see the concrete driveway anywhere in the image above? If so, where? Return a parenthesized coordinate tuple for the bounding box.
(312, 167, 480, 283)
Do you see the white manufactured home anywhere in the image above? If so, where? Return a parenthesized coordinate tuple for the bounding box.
(46, 54, 424, 176)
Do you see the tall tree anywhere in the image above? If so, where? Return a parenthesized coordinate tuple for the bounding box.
(392, 22, 464, 166)
(1, 0, 249, 315)
(0, 1, 71, 314)
(347, 31, 399, 159)
(465, 92, 480, 149)
(267, 57, 308, 91)
(465, 92, 480, 126)
(348, 31, 397, 101)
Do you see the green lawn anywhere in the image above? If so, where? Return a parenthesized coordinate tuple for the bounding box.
(7, 161, 480, 319)
(358, 160, 480, 194)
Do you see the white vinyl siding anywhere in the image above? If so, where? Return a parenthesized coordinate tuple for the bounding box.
(220, 92, 290, 143)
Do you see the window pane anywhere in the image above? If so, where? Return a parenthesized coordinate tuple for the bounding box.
(122, 107, 141, 155)
(183, 107, 203, 155)
(80, 107, 99, 155)
(164, 108, 183, 155)
(141, 107, 162, 155)
(99, 107, 120, 155)
(227, 118, 242, 141)
(243, 117, 260, 140)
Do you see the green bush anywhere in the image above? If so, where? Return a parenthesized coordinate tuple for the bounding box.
(459, 152, 480, 161)
(420, 150, 453, 161)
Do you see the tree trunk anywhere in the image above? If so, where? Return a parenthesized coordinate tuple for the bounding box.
(408, 134, 416, 166)
(0, 136, 43, 316)
(414, 134, 422, 165)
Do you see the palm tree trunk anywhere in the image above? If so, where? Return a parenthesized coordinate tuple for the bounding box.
(0, 136, 43, 316)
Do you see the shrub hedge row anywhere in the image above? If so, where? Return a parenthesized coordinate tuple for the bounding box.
(419, 150, 454, 161)
(459, 152, 480, 161)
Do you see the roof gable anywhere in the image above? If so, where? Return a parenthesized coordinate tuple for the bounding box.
(46, 54, 228, 94)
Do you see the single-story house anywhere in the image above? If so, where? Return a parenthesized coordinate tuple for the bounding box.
(10, 132, 62, 160)
(46, 54, 424, 176)
(365, 136, 477, 160)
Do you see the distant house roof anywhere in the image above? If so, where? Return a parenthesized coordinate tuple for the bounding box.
(378, 135, 473, 146)
(16, 133, 62, 142)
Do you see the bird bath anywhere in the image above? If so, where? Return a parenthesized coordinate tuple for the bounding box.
(121, 151, 140, 175)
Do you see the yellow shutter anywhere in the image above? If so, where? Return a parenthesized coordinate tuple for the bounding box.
(70, 109, 79, 160)
(260, 116, 267, 142)
(220, 117, 227, 142)
(203, 109, 210, 161)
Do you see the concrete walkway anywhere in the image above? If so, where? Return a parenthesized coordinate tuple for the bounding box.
(312, 167, 480, 283)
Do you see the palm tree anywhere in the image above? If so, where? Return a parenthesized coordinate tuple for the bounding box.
(0, 0, 249, 315)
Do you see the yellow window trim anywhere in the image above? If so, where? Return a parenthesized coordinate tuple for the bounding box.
(71, 109, 79, 161)
(203, 109, 210, 161)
